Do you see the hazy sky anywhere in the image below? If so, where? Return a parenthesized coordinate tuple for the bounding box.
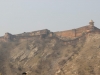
(0, 0, 100, 36)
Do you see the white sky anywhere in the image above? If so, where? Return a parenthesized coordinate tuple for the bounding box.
(0, 0, 100, 36)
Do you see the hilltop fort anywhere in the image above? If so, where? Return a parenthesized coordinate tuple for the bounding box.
(0, 20, 100, 42)
(1, 20, 100, 75)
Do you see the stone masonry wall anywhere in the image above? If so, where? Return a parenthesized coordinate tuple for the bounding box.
(55, 25, 95, 38)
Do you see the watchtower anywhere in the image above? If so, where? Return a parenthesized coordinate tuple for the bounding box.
(89, 20, 94, 26)
(89, 20, 95, 31)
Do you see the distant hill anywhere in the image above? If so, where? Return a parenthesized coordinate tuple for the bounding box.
(0, 20, 100, 75)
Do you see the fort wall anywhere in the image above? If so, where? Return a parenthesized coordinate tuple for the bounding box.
(55, 25, 95, 38)
(0, 20, 99, 42)
(0, 29, 51, 42)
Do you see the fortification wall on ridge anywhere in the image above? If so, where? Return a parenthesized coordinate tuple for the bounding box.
(55, 25, 94, 38)
(16, 29, 50, 37)
(0, 29, 51, 42)
(55, 30, 75, 38)
(0, 24, 99, 42)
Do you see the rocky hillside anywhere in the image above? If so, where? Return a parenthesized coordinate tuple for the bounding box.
(0, 20, 100, 75)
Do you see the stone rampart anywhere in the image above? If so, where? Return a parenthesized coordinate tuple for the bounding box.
(55, 25, 95, 39)
(0, 29, 51, 42)
(0, 24, 99, 42)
